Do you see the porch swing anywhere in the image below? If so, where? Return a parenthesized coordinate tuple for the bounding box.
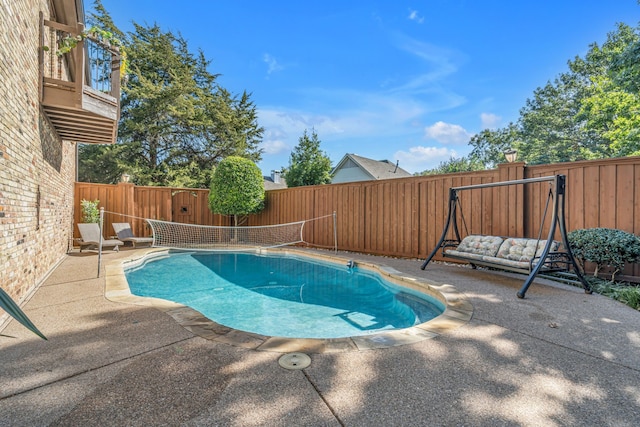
(420, 174, 592, 298)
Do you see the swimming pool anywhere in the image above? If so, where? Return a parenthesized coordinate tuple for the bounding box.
(106, 249, 472, 352)
(124, 251, 445, 339)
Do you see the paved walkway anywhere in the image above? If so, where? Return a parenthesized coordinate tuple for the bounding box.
(1, 248, 639, 426)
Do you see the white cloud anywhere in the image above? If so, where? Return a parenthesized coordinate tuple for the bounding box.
(394, 146, 458, 174)
(259, 127, 292, 155)
(261, 139, 289, 155)
(408, 9, 424, 24)
(424, 121, 473, 144)
(480, 113, 501, 129)
(256, 34, 467, 147)
(263, 53, 284, 75)
(258, 109, 345, 141)
(257, 93, 428, 144)
(253, 35, 469, 174)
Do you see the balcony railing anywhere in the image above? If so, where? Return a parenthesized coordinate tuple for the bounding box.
(39, 14, 121, 145)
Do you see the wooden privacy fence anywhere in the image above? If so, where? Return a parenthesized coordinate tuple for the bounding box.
(74, 157, 640, 279)
(73, 184, 230, 244)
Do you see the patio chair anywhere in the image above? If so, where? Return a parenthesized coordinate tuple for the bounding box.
(77, 223, 123, 252)
(112, 222, 154, 248)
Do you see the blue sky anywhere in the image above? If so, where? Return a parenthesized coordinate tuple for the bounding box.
(95, 1, 639, 175)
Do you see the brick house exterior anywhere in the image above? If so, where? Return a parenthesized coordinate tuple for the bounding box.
(1, 0, 86, 329)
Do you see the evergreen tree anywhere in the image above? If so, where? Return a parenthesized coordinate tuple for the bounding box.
(77, 143, 125, 183)
(88, 0, 125, 39)
(284, 129, 332, 187)
(78, 5, 264, 187)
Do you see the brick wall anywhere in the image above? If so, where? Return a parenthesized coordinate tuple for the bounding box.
(0, 0, 76, 327)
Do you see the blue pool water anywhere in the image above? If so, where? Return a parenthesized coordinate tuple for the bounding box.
(124, 251, 444, 339)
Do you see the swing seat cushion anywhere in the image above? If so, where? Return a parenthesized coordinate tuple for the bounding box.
(452, 235, 504, 257)
(496, 238, 559, 263)
(444, 235, 561, 271)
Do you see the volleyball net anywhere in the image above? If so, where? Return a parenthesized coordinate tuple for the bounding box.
(100, 210, 337, 252)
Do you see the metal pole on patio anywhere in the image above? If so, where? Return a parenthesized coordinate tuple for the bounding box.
(97, 207, 104, 278)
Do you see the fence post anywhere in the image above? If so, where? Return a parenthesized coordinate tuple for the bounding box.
(115, 181, 136, 234)
(497, 162, 526, 237)
(116, 182, 135, 217)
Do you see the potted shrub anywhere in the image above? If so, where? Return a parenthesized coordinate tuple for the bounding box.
(80, 199, 100, 223)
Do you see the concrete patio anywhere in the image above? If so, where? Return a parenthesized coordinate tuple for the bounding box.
(1, 248, 639, 426)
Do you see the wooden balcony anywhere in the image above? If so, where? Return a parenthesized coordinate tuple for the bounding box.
(39, 17, 121, 145)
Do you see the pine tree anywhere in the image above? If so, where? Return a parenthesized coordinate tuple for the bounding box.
(78, 5, 264, 187)
(284, 129, 332, 187)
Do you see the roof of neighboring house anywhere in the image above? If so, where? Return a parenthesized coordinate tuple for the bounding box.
(263, 174, 287, 190)
(331, 153, 413, 181)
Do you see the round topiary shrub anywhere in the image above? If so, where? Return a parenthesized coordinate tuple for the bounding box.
(208, 156, 265, 227)
(568, 228, 640, 281)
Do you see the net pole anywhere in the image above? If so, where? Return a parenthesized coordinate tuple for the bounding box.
(97, 207, 104, 278)
(333, 211, 337, 253)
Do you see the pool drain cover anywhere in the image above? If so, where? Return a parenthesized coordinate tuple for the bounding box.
(278, 352, 311, 370)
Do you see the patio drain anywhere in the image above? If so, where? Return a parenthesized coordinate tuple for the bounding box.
(278, 352, 311, 370)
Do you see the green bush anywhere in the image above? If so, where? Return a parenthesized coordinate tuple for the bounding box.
(568, 228, 640, 280)
(587, 278, 640, 311)
(80, 199, 100, 223)
(208, 156, 265, 226)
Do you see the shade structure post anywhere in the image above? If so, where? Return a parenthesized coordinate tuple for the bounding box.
(97, 207, 104, 278)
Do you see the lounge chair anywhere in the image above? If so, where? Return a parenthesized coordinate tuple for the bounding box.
(112, 222, 154, 248)
(77, 223, 123, 252)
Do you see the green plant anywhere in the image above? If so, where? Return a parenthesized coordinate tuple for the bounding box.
(587, 278, 640, 311)
(208, 157, 265, 227)
(44, 25, 123, 55)
(43, 26, 127, 75)
(284, 129, 332, 187)
(80, 199, 100, 223)
(568, 228, 640, 281)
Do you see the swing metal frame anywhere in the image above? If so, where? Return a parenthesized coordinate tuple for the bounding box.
(420, 174, 592, 298)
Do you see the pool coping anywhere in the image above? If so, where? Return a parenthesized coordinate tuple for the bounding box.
(104, 248, 473, 353)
